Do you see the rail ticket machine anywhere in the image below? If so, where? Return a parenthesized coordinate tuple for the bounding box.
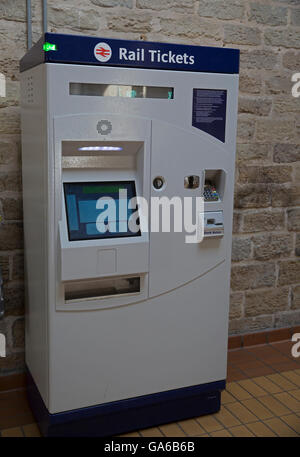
(20, 33, 239, 436)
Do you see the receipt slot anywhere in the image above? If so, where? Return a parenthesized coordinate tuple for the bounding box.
(20, 33, 239, 437)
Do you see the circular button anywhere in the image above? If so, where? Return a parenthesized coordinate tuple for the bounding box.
(153, 176, 164, 190)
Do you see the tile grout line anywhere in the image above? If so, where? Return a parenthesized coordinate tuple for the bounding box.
(236, 374, 299, 402)
(158, 426, 166, 437)
(226, 381, 300, 435)
(250, 373, 299, 397)
(221, 373, 300, 436)
(270, 342, 298, 359)
(280, 413, 300, 435)
(176, 421, 189, 437)
(222, 396, 282, 437)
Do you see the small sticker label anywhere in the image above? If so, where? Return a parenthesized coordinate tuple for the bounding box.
(192, 89, 227, 142)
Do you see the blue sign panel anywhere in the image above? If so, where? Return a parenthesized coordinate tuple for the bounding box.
(20, 33, 240, 74)
(192, 89, 227, 142)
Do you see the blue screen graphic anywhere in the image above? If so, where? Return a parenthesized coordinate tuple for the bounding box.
(64, 181, 141, 241)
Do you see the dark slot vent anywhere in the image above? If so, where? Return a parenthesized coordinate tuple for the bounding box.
(64, 276, 140, 303)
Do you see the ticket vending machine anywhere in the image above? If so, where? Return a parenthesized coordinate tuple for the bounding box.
(20, 33, 239, 436)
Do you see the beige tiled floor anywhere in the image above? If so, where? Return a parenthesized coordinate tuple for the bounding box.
(139, 370, 300, 437)
(0, 341, 299, 437)
(1, 370, 299, 437)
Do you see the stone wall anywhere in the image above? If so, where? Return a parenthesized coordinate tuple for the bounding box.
(0, 0, 299, 375)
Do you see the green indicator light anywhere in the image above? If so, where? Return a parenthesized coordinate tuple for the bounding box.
(43, 42, 57, 52)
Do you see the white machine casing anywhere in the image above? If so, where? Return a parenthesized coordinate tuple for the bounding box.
(21, 55, 238, 416)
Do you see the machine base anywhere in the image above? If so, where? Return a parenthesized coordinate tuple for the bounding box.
(26, 368, 225, 437)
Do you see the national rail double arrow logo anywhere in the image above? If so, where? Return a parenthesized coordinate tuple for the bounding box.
(94, 42, 112, 63)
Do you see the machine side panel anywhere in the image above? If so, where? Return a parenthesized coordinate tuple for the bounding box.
(21, 65, 49, 406)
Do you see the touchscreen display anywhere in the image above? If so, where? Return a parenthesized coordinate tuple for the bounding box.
(64, 181, 141, 241)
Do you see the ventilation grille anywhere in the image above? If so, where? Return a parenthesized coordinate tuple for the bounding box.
(26, 75, 34, 104)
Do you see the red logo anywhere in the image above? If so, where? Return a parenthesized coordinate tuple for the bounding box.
(96, 46, 110, 57)
(94, 42, 112, 62)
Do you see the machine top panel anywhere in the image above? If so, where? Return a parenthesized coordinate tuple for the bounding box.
(20, 32, 240, 74)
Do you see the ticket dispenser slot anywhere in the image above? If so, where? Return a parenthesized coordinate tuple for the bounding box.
(64, 275, 141, 303)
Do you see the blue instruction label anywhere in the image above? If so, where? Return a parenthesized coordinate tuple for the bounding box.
(192, 89, 227, 142)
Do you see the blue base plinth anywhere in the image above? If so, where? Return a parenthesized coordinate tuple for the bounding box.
(26, 368, 225, 437)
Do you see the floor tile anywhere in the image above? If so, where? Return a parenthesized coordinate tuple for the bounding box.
(241, 398, 274, 420)
(0, 410, 35, 430)
(266, 373, 298, 391)
(227, 369, 248, 382)
(228, 425, 255, 437)
(280, 370, 300, 387)
(237, 379, 268, 397)
(140, 427, 164, 437)
(246, 421, 276, 437)
(247, 345, 278, 358)
(0, 389, 30, 412)
(226, 382, 253, 401)
(280, 414, 300, 434)
(221, 390, 236, 404)
(271, 361, 300, 372)
(209, 429, 232, 437)
(0, 375, 26, 393)
(1, 427, 24, 437)
(289, 389, 300, 401)
(214, 405, 241, 428)
(195, 415, 223, 433)
(177, 419, 205, 436)
(264, 417, 299, 437)
(22, 423, 42, 437)
(242, 366, 276, 378)
(252, 376, 283, 394)
(274, 392, 300, 413)
(234, 360, 267, 372)
(227, 349, 256, 363)
(271, 341, 295, 357)
(225, 402, 258, 424)
(251, 344, 289, 357)
(259, 395, 291, 416)
(159, 423, 186, 437)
